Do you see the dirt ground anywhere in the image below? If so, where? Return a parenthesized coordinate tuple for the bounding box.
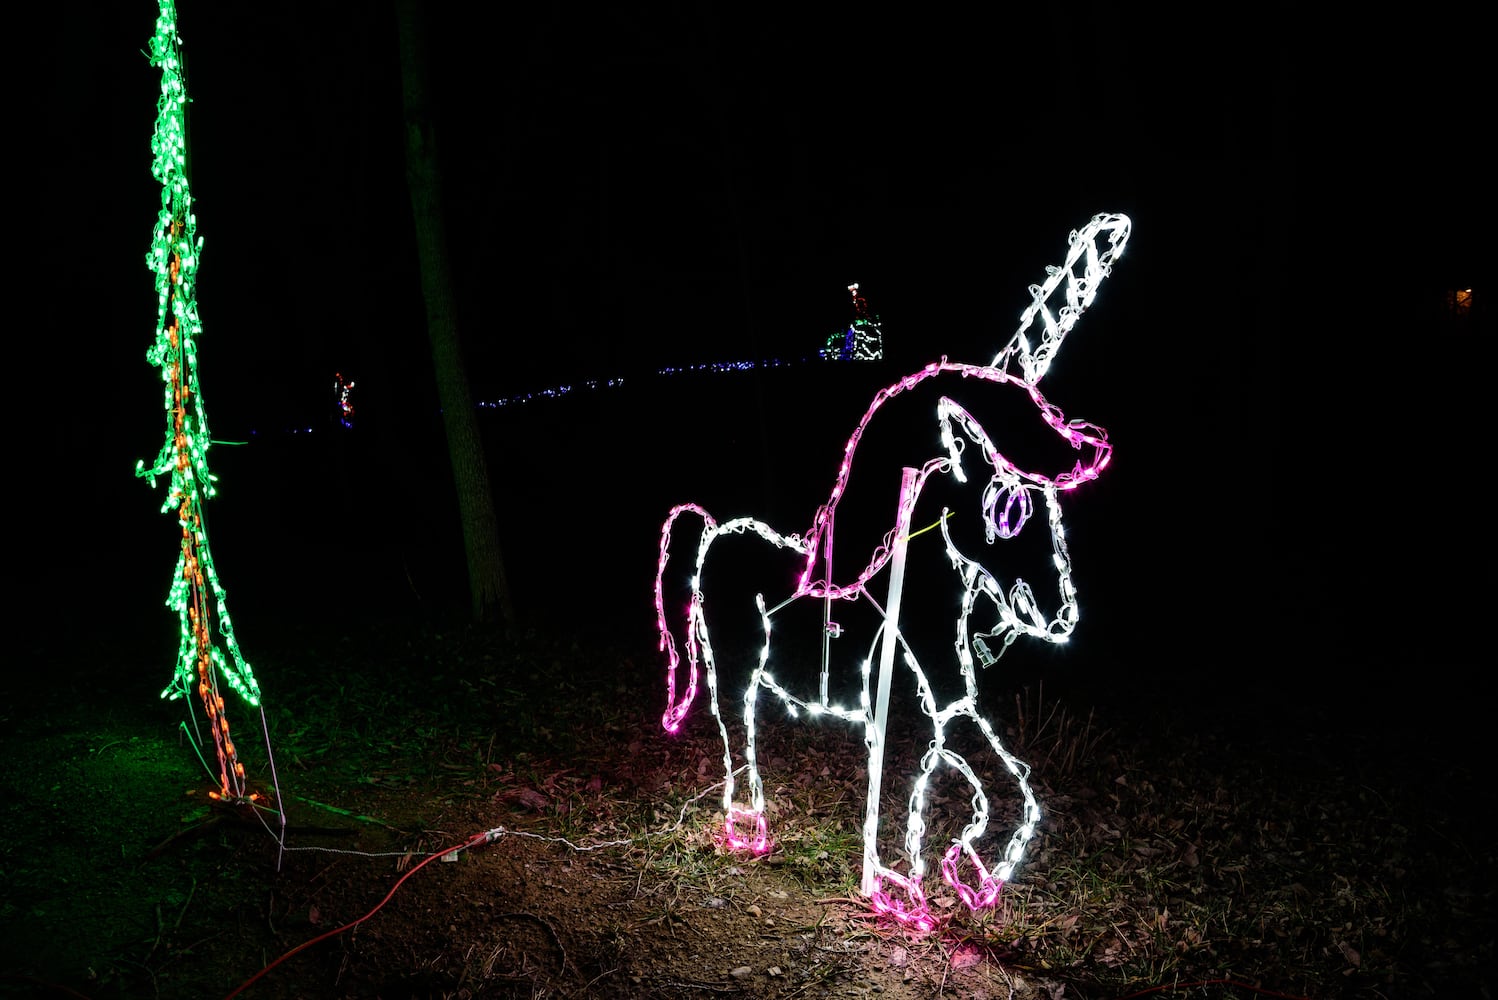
(2, 612, 1492, 1000)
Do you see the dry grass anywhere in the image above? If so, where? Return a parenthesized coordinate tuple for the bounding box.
(3, 617, 1490, 999)
(417, 621, 1493, 998)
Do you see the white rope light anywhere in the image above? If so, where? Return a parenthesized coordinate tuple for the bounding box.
(654, 213, 1131, 931)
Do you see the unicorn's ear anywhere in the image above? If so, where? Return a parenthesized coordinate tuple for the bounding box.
(992, 213, 1131, 385)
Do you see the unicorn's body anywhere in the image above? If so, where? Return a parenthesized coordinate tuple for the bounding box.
(654, 213, 1131, 930)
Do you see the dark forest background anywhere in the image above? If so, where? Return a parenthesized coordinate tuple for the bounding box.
(14, 3, 1490, 740)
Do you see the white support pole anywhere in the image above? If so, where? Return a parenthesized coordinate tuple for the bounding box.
(862, 466, 919, 897)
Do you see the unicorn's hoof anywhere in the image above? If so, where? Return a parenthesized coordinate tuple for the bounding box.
(870, 872, 939, 933)
(723, 808, 771, 854)
(940, 842, 1005, 911)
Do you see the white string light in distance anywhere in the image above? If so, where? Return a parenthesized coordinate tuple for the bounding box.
(654, 213, 1131, 931)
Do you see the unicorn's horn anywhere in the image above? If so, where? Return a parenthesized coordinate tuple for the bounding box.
(992, 213, 1131, 385)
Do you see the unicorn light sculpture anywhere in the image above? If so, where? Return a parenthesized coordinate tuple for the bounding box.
(654, 213, 1130, 931)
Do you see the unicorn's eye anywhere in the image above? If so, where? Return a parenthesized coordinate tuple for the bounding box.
(984, 482, 1033, 539)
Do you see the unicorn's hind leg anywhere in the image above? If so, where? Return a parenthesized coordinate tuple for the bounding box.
(721, 669, 770, 853)
(721, 595, 777, 854)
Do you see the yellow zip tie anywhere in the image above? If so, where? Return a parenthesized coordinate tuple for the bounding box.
(903, 510, 953, 542)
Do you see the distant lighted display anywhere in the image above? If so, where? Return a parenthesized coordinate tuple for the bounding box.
(334, 371, 357, 427)
(654, 213, 1131, 931)
(135, 0, 269, 806)
(819, 283, 884, 361)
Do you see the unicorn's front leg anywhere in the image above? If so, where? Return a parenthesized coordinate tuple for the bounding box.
(939, 709, 1040, 911)
(866, 740, 941, 932)
(936, 758, 1004, 911)
(871, 740, 1004, 927)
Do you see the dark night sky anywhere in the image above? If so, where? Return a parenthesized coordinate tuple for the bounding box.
(24, 4, 1491, 707)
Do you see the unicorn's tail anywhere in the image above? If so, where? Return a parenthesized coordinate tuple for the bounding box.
(655, 503, 716, 732)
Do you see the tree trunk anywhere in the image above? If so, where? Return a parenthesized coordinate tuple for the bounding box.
(395, 0, 515, 627)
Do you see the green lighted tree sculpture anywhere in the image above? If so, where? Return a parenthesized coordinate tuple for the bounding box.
(135, 0, 273, 809)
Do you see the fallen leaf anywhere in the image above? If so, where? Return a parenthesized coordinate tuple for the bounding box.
(505, 788, 550, 811)
(950, 943, 984, 969)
